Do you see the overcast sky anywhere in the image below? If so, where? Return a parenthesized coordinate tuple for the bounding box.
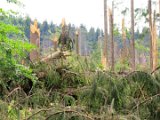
(23, 0, 105, 29)
(1, 0, 158, 30)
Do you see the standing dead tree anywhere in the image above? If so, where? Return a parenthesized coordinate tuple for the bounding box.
(30, 19, 40, 62)
(53, 35, 58, 51)
(121, 18, 127, 68)
(131, 0, 135, 71)
(103, 0, 109, 70)
(148, 0, 153, 71)
(152, 10, 158, 71)
(109, 7, 114, 71)
(148, 0, 158, 72)
(58, 18, 74, 52)
(75, 29, 79, 55)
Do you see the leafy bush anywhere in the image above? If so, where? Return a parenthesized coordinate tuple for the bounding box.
(0, 2, 37, 95)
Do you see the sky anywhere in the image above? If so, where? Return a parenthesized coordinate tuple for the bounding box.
(23, 0, 104, 29)
(0, 0, 158, 31)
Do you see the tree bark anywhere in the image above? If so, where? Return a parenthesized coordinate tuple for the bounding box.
(131, 0, 135, 71)
(103, 0, 108, 70)
(122, 18, 127, 64)
(148, 0, 153, 71)
(53, 36, 58, 51)
(159, 0, 160, 37)
(109, 8, 114, 71)
(75, 30, 79, 55)
(30, 20, 40, 62)
(152, 10, 158, 71)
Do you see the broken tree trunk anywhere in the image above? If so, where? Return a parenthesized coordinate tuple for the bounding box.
(131, 0, 135, 71)
(109, 8, 114, 71)
(152, 10, 158, 71)
(53, 36, 58, 51)
(30, 19, 40, 62)
(61, 18, 67, 51)
(148, 1, 158, 72)
(148, 0, 153, 71)
(40, 51, 70, 62)
(121, 18, 127, 64)
(75, 30, 79, 55)
(103, 0, 109, 70)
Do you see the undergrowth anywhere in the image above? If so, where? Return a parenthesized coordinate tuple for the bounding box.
(0, 54, 160, 120)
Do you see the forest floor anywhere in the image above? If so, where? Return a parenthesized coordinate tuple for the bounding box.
(0, 54, 160, 120)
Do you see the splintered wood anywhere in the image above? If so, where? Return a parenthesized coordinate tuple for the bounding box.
(61, 18, 67, 49)
(53, 36, 58, 51)
(75, 30, 79, 55)
(30, 20, 40, 62)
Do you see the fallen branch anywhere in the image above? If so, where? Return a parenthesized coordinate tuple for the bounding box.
(45, 109, 94, 120)
(151, 66, 160, 74)
(6, 87, 26, 98)
(62, 69, 79, 76)
(25, 106, 94, 120)
(25, 108, 52, 120)
(132, 93, 160, 111)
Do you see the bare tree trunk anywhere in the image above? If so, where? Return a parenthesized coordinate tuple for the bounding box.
(122, 18, 127, 64)
(61, 18, 66, 51)
(152, 10, 158, 71)
(103, 0, 108, 70)
(109, 8, 114, 71)
(159, 0, 160, 15)
(53, 37, 58, 51)
(148, 0, 153, 71)
(75, 30, 79, 55)
(131, 0, 135, 71)
(159, 0, 160, 37)
(30, 20, 40, 62)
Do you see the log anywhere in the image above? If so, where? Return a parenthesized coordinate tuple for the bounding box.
(40, 51, 70, 62)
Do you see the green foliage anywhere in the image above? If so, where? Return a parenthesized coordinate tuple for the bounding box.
(0, 100, 8, 119)
(89, 44, 103, 69)
(113, 26, 120, 36)
(63, 95, 75, 106)
(79, 80, 107, 113)
(121, 7, 129, 16)
(0, 21, 36, 83)
(125, 28, 131, 39)
(1, 0, 160, 120)
(135, 39, 149, 52)
(0, 1, 37, 97)
(115, 59, 130, 72)
(7, 0, 19, 4)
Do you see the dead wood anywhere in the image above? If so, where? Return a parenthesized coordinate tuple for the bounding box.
(40, 51, 71, 62)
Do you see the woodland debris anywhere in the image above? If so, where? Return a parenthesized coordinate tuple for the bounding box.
(40, 51, 70, 62)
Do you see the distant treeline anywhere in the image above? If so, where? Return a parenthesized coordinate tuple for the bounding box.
(0, 15, 152, 55)
(0, 16, 102, 42)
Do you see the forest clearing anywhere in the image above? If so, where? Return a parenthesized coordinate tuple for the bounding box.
(0, 0, 160, 120)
